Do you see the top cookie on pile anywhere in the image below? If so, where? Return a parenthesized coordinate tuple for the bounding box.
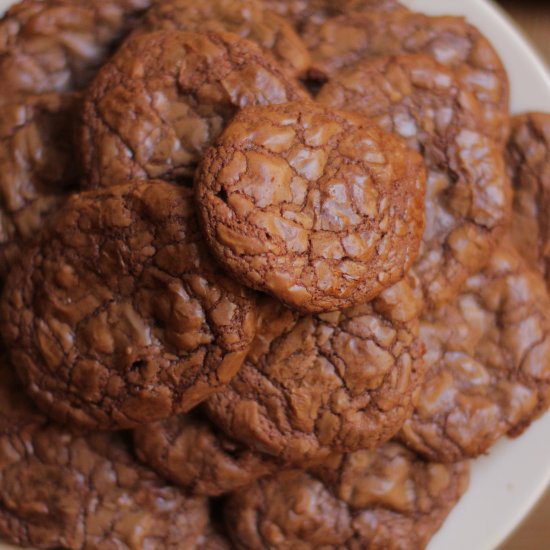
(196, 101, 426, 313)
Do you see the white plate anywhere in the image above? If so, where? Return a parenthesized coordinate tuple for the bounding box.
(1, 1, 550, 549)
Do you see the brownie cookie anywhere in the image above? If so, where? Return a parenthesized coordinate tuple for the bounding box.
(507, 113, 550, 278)
(139, 0, 311, 78)
(225, 442, 469, 549)
(196, 101, 426, 313)
(206, 275, 425, 463)
(303, 11, 509, 144)
(0, 359, 209, 550)
(400, 243, 550, 462)
(318, 54, 511, 307)
(80, 30, 308, 188)
(0, 92, 78, 278)
(1, 181, 257, 430)
(134, 411, 279, 497)
(0, 0, 151, 99)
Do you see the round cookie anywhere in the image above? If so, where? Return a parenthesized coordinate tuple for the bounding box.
(80, 30, 308, 188)
(205, 275, 425, 463)
(0, 92, 78, 278)
(0, 358, 209, 550)
(318, 54, 511, 307)
(225, 442, 469, 550)
(0, 0, 151, 99)
(196, 101, 426, 313)
(0, 181, 257, 430)
(400, 242, 550, 462)
(507, 112, 550, 279)
(134, 411, 279, 497)
(139, 0, 311, 78)
(303, 11, 510, 144)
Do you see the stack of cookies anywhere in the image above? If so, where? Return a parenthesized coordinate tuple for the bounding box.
(0, 0, 549, 548)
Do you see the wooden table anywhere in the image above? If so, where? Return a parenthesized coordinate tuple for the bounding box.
(495, 5, 550, 549)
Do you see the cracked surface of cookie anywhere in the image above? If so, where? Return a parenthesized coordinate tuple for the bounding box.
(225, 442, 469, 550)
(0, 92, 78, 278)
(206, 275, 425, 463)
(400, 243, 550, 462)
(0, 181, 257, 430)
(0, 0, 151, 99)
(140, 0, 311, 78)
(303, 11, 509, 144)
(134, 411, 280, 497)
(0, 359, 209, 550)
(80, 30, 308, 188)
(266, 0, 407, 28)
(507, 112, 550, 280)
(196, 101, 426, 313)
(318, 54, 511, 307)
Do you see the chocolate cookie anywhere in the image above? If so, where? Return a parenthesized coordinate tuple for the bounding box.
(80, 30, 308, 188)
(0, 358, 209, 550)
(196, 101, 426, 313)
(134, 411, 279, 497)
(303, 11, 510, 144)
(206, 275, 425, 463)
(139, 0, 311, 78)
(318, 54, 511, 307)
(0, 0, 150, 99)
(400, 243, 550, 462)
(507, 112, 550, 278)
(0, 92, 80, 278)
(1, 181, 257, 430)
(225, 442, 469, 549)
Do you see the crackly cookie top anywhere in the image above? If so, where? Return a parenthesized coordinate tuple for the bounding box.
(400, 243, 550, 462)
(0, 181, 257, 430)
(304, 11, 509, 144)
(267, 0, 407, 31)
(140, 0, 311, 77)
(196, 101, 426, 313)
(134, 410, 279, 497)
(266, 0, 407, 28)
(80, 30, 308, 188)
(0, 92, 78, 278)
(206, 276, 425, 463)
(225, 442, 469, 550)
(0, 359, 209, 550)
(318, 54, 511, 307)
(0, 0, 150, 99)
(507, 112, 550, 280)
